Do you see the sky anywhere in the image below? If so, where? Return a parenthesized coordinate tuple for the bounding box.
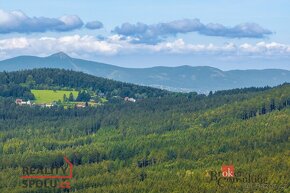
(0, 0, 290, 70)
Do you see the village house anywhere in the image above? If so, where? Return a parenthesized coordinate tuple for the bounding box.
(15, 99, 22, 105)
(124, 97, 136, 103)
(45, 104, 53, 108)
(15, 99, 32, 106)
(76, 103, 86, 108)
(36, 103, 55, 108)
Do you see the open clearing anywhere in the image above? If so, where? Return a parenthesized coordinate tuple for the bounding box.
(31, 90, 78, 104)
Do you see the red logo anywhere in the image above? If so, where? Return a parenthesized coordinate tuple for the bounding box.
(58, 181, 71, 189)
(21, 156, 73, 189)
(221, 165, 234, 177)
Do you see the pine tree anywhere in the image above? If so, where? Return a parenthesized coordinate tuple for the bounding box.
(63, 94, 68, 102)
(69, 92, 74, 101)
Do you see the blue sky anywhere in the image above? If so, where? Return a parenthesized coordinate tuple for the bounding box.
(0, 0, 290, 70)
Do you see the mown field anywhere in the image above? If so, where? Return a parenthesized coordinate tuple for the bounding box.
(31, 89, 78, 104)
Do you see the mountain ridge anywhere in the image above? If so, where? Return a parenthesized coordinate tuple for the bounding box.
(0, 52, 290, 93)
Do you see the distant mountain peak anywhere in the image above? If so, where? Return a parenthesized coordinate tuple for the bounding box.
(1, 53, 290, 93)
(49, 52, 71, 59)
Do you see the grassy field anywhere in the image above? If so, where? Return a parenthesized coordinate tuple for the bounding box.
(31, 89, 78, 104)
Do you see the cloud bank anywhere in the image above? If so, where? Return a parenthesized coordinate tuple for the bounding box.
(113, 19, 273, 44)
(0, 9, 272, 43)
(0, 35, 289, 59)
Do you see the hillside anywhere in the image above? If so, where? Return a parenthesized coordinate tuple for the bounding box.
(0, 70, 289, 192)
(0, 68, 171, 101)
(1, 53, 290, 93)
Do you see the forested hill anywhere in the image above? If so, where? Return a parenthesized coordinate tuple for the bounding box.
(0, 83, 289, 192)
(0, 68, 290, 192)
(0, 68, 171, 100)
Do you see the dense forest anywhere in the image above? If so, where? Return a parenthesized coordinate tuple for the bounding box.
(0, 69, 289, 193)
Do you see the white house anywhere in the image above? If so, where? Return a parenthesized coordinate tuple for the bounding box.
(124, 97, 136, 103)
(15, 99, 32, 106)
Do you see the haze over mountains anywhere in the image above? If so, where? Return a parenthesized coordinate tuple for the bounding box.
(0, 52, 289, 93)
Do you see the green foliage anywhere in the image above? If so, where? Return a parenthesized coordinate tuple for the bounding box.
(0, 84, 35, 100)
(76, 91, 91, 102)
(0, 70, 289, 192)
(68, 92, 74, 102)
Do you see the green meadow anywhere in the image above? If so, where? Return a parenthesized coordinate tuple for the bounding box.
(31, 89, 78, 104)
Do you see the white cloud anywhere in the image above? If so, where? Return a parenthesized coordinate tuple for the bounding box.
(0, 9, 83, 33)
(0, 35, 289, 60)
(0, 37, 29, 49)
